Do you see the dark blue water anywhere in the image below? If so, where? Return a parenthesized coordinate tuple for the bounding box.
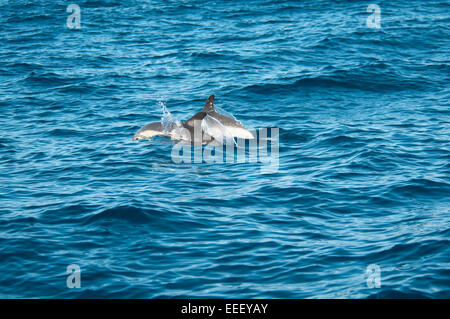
(1, 0, 449, 298)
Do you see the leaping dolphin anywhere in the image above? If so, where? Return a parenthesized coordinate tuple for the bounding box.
(133, 95, 254, 144)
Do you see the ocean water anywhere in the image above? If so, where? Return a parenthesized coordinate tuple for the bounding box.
(0, 0, 449, 298)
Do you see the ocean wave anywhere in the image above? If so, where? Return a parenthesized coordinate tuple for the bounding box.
(243, 67, 430, 94)
(1, 0, 448, 298)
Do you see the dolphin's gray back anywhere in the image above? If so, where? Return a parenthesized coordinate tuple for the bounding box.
(141, 121, 163, 132)
(208, 111, 246, 128)
(183, 111, 206, 128)
(184, 110, 245, 129)
(183, 111, 213, 144)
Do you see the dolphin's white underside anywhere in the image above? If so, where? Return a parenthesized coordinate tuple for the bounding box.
(201, 114, 253, 140)
(223, 126, 254, 139)
(204, 124, 254, 140)
(134, 129, 163, 140)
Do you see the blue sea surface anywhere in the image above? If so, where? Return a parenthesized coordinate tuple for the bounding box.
(0, 0, 449, 298)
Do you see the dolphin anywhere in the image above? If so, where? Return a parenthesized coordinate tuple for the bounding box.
(132, 121, 167, 140)
(133, 95, 254, 144)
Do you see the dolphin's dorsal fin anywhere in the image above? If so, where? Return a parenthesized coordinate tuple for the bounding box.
(202, 95, 215, 113)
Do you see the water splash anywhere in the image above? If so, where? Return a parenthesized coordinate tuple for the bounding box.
(158, 101, 189, 141)
(159, 101, 181, 133)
